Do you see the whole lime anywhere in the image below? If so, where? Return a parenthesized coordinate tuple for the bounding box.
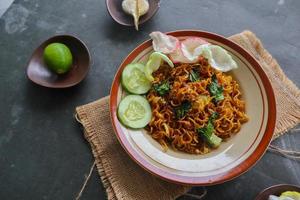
(43, 43, 73, 74)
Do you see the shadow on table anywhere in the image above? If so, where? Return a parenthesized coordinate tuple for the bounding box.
(23, 78, 86, 112)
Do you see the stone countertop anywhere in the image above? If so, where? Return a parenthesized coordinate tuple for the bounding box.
(0, 0, 299, 199)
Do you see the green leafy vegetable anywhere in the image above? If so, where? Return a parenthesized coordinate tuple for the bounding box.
(197, 121, 214, 139)
(196, 112, 222, 148)
(189, 69, 200, 82)
(197, 112, 218, 138)
(153, 80, 170, 96)
(209, 111, 219, 122)
(208, 74, 224, 103)
(174, 101, 191, 119)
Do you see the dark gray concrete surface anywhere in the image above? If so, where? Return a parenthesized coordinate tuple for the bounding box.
(0, 0, 299, 199)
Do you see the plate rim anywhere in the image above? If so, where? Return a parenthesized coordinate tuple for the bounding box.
(109, 30, 276, 185)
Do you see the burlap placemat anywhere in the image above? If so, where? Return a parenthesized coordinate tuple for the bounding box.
(75, 30, 300, 200)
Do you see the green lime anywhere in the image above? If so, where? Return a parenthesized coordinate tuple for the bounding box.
(280, 191, 300, 200)
(43, 43, 73, 74)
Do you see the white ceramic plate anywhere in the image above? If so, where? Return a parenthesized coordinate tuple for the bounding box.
(110, 30, 276, 185)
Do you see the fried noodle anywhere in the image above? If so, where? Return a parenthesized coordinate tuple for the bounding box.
(146, 56, 248, 154)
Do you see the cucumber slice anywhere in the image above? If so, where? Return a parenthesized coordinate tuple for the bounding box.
(118, 95, 152, 128)
(145, 58, 160, 82)
(150, 52, 174, 68)
(145, 52, 174, 81)
(118, 95, 152, 129)
(121, 63, 151, 94)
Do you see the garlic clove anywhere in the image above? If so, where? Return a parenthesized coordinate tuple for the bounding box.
(122, 0, 149, 30)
